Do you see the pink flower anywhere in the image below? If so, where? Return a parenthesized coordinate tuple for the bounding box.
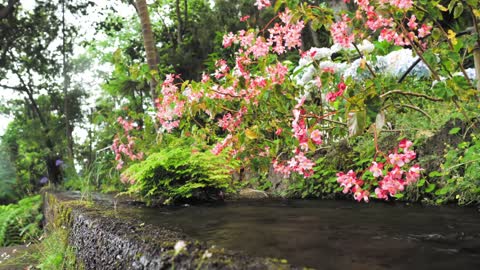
(240, 15, 250, 22)
(390, 166, 404, 180)
(388, 152, 405, 167)
(369, 161, 384, 178)
(249, 37, 269, 59)
(407, 15, 418, 30)
(267, 63, 288, 85)
(222, 32, 236, 48)
(211, 134, 234, 155)
(353, 189, 370, 202)
(337, 170, 361, 194)
(389, 0, 413, 10)
(406, 164, 423, 184)
(275, 128, 283, 135)
(418, 24, 432, 38)
(254, 0, 271, 10)
(398, 139, 413, 150)
(295, 152, 315, 176)
(402, 150, 416, 164)
(375, 187, 389, 200)
(310, 129, 322, 145)
(326, 92, 337, 102)
(330, 15, 354, 48)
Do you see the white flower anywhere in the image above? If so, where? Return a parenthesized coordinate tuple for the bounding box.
(202, 250, 213, 259)
(308, 47, 332, 60)
(174, 240, 187, 255)
(357, 39, 374, 53)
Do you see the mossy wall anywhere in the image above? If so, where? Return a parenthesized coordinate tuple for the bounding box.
(42, 192, 296, 270)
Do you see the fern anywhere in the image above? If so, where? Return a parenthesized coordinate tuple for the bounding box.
(0, 195, 43, 247)
(123, 137, 238, 204)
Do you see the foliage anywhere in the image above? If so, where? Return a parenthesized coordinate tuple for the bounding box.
(0, 195, 43, 247)
(428, 133, 480, 205)
(0, 0, 92, 189)
(122, 136, 239, 204)
(81, 0, 480, 205)
(34, 227, 79, 270)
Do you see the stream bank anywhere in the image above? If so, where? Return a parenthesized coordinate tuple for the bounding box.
(42, 192, 295, 270)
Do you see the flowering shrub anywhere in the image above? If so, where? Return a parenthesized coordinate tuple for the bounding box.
(112, 116, 144, 171)
(109, 0, 479, 203)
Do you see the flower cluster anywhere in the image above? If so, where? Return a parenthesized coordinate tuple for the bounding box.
(332, 0, 432, 49)
(112, 117, 144, 171)
(155, 74, 185, 132)
(254, 0, 271, 10)
(336, 170, 370, 202)
(272, 97, 318, 178)
(374, 139, 423, 199)
(330, 15, 354, 48)
(337, 140, 422, 202)
(326, 82, 347, 102)
(211, 134, 235, 155)
(273, 151, 316, 177)
(218, 107, 248, 132)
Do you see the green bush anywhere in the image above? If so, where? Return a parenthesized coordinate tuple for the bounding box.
(123, 137, 239, 204)
(0, 195, 43, 247)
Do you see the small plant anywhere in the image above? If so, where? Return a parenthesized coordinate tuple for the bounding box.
(122, 136, 239, 204)
(34, 227, 79, 270)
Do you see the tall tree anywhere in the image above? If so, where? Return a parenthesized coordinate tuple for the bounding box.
(134, 0, 159, 106)
(0, 1, 90, 187)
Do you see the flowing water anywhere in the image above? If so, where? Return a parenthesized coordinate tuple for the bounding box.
(125, 199, 480, 270)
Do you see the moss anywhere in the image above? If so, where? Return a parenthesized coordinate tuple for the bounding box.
(43, 192, 298, 269)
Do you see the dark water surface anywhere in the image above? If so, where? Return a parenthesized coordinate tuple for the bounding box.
(123, 199, 480, 270)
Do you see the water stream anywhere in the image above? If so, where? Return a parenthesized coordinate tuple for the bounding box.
(118, 199, 480, 270)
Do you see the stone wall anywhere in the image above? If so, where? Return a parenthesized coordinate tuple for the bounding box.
(43, 192, 296, 270)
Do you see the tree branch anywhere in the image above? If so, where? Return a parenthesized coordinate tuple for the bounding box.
(380, 90, 443, 102)
(395, 103, 432, 121)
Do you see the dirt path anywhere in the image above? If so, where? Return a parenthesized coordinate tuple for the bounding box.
(0, 244, 36, 270)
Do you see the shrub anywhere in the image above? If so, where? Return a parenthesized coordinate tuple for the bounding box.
(122, 137, 239, 204)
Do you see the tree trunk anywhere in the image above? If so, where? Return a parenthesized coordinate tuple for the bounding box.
(183, 0, 188, 32)
(474, 47, 480, 91)
(0, 0, 16, 19)
(135, 0, 159, 107)
(308, 21, 320, 47)
(175, 0, 183, 44)
(62, 0, 74, 161)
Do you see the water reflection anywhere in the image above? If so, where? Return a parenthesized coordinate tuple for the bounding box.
(115, 198, 480, 270)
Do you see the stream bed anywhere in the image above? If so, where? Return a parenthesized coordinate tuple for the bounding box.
(114, 199, 480, 270)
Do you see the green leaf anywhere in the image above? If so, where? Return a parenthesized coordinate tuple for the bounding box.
(453, 3, 464, 18)
(425, 183, 436, 193)
(428, 171, 443, 177)
(448, 127, 461, 135)
(416, 178, 426, 187)
(435, 187, 449, 195)
(431, 28, 442, 40)
(393, 193, 404, 199)
(448, 0, 458, 13)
